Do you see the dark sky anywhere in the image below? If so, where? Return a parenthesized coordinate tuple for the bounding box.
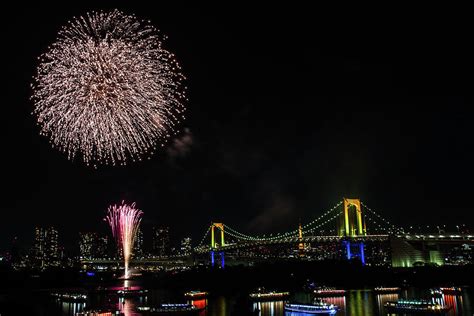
(2, 4, 473, 251)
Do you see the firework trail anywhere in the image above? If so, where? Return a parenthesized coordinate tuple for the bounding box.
(32, 9, 186, 166)
(106, 201, 143, 279)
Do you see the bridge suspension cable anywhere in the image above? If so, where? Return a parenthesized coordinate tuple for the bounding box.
(361, 201, 403, 234)
(364, 212, 396, 234)
(302, 210, 343, 235)
(197, 225, 211, 247)
(301, 201, 343, 231)
(221, 200, 343, 242)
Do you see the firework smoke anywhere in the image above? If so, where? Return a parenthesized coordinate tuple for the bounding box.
(106, 201, 143, 279)
(32, 9, 186, 166)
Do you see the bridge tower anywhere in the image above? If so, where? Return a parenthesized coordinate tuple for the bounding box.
(338, 198, 366, 237)
(338, 198, 366, 265)
(210, 223, 225, 268)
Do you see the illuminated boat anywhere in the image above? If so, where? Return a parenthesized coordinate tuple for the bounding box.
(284, 302, 338, 314)
(439, 287, 462, 294)
(430, 288, 443, 297)
(116, 287, 149, 297)
(249, 287, 290, 300)
(51, 292, 87, 302)
(374, 287, 401, 293)
(184, 290, 208, 299)
(313, 287, 346, 296)
(384, 300, 452, 314)
(137, 304, 200, 315)
(76, 309, 124, 316)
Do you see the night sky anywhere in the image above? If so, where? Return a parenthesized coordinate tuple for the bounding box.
(2, 4, 473, 251)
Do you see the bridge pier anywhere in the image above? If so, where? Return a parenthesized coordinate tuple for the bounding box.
(210, 250, 225, 268)
(343, 240, 366, 265)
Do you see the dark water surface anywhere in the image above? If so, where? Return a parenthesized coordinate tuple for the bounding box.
(2, 279, 473, 315)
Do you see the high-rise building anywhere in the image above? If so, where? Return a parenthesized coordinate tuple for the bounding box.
(133, 228, 144, 258)
(97, 235, 109, 258)
(79, 232, 97, 259)
(80, 232, 109, 259)
(46, 227, 59, 267)
(152, 226, 170, 257)
(33, 227, 59, 268)
(9, 236, 21, 267)
(33, 227, 44, 265)
(180, 237, 192, 256)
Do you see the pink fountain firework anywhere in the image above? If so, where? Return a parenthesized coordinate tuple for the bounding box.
(106, 201, 143, 279)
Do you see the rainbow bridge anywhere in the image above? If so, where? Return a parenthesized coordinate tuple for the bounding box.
(194, 198, 473, 268)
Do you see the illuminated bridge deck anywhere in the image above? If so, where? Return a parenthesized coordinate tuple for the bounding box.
(195, 234, 474, 254)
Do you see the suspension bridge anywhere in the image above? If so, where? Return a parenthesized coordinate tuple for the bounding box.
(194, 198, 473, 268)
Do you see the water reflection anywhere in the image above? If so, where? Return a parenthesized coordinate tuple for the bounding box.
(41, 285, 473, 316)
(189, 298, 208, 316)
(58, 301, 86, 315)
(118, 296, 149, 316)
(207, 296, 227, 316)
(252, 301, 285, 315)
(437, 293, 471, 316)
(321, 296, 347, 315)
(346, 290, 374, 316)
(375, 293, 399, 315)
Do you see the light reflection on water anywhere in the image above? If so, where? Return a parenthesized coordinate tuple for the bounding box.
(41, 285, 473, 316)
(375, 293, 399, 315)
(58, 301, 86, 315)
(118, 296, 144, 316)
(252, 301, 285, 315)
(244, 291, 472, 316)
(188, 298, 208, 316)
(321, 296, 347, 315)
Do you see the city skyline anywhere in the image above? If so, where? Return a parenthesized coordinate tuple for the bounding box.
(4, 202, 471, 260)
(2, 197, 472, 253)
(4, 208, 472, 271)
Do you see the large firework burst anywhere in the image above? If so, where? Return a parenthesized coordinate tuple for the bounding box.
(106, 201, 143, 279)
(32, 10, 186, 166)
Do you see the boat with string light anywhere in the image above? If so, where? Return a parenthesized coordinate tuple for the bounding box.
(284, 301, 338, 314)
(76, 309, 124, 316)
(374, 287, 401, 293)
(116, 287, 149, 297)
(384, 299, 452, 314)
(431, 286, 462, 297)
(313, 287, 346, 297)
(430, 288, 443, 297)
(249, 287, 290, 301)
(137, 304, 201, 315)
(51, 292, 87, 302)
(439, 287, 462, 295)
(184, 290, 208, 299)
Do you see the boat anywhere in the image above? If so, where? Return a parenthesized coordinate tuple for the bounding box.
(116, 287, 149, 297)
(384, 299, 452, 314)
(284, 302, 338, 314)
(249, 287, 290, 300)
(51, 292, 87, 302)
(184, 290, 208, 299)
(431, 287, 462, 297)
(374, 287, 401, 293)
(430, 288, 443, 297)
(76, 309, 124, 316)
(313, 287, 346, 296)
(137, 304, 201, 315)
(439, 287, 462, 294)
